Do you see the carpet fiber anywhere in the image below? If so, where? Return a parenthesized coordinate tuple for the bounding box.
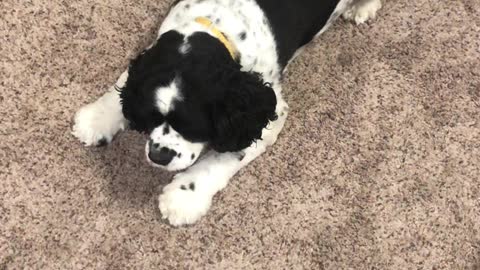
(1, 0, 480, 269)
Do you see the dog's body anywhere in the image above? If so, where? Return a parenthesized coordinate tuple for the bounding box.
(73, 0, 382, 226)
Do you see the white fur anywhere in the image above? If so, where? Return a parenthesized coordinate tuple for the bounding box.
(147, 123, 205, 171)
(72, 71, 128, 146)
(178, 40, 191, 55)
(155, 79, 182, 114)
(343, 0, 382, 25)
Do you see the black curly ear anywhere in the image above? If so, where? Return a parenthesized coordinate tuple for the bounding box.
(120, 30, 184, 133)
(210, 71, 277, 152)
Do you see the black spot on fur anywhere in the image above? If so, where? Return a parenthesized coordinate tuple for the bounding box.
(191, 154, 195, 160)
(189, 182, 195, 191)
(239, 31, 247, 41)
(96, 138, 108, 147)
(177, 152, 182, 158)
(237, 151, 246, 161)
(180, 185, 187, 190)
(163, 125, 170, 135)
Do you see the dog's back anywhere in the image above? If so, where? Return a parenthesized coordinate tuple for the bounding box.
(255, 0, 341, 67)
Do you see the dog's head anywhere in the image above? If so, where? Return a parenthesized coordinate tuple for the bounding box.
(120, 31, 277, 171)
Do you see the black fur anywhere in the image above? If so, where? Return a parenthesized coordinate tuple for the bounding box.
(255, 0, 340, 68)
(120, 30, 277, 153)
(120, 31, 184, 133)
(209, 71, 277, 152)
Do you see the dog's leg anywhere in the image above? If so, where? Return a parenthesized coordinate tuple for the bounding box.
(72, 71, 129, 146)
(159, 99, 289, 226)
(342, 0, 382, 25)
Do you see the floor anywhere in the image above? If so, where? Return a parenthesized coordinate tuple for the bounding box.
(1, 0, 479, 269)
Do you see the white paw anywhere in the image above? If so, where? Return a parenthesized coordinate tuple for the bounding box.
(72, 91, 126, 146)
(159, 173, 212, 226)
(343, 0, 382, 25)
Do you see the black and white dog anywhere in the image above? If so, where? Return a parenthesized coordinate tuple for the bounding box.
(73, 0, 382, 226)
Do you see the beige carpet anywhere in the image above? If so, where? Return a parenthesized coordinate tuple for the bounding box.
(1, 0, 480, 269)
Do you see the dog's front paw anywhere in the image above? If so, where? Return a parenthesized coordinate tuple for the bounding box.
(343, 0, 382, 25)
(159, 173, 212, 226)
(72, 92, 126, 146)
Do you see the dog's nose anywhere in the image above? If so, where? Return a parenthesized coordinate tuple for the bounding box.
(148, 141, 177, 166)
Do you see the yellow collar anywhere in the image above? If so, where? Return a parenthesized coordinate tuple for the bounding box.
(195, 17, 238, 60)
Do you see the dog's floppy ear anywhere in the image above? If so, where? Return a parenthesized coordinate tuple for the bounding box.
(210, 71, 278, 153)
(180, 32, 277, 152)
(120, 30, 184, 133)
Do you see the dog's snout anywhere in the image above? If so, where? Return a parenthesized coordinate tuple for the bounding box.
(148, 141, 177, 166)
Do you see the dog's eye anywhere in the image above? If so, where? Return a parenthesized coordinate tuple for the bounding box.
(125, 109, 164, 134)
(139, 112, 165, 134)
(151, 112, 164, 127)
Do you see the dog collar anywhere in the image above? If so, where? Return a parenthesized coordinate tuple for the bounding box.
(195, 17, 238, 60)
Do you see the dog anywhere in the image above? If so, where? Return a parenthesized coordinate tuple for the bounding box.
(72, 0, 382, 226)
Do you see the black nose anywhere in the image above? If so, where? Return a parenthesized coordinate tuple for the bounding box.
(148, 141, 177, 166)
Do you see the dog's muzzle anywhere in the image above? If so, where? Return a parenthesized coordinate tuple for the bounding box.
(147, 140, 177, 166)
